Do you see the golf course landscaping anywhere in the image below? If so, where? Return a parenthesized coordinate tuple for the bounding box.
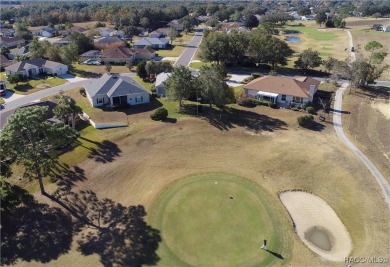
(149, 172, 291, 267)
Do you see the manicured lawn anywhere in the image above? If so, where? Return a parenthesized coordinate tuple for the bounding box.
(0, 72, 66, 95)
(149, 172, 291, 267)
(157, 45, 186, 58)
(188, 61, 211, 70)
(71, 63, 131, 78)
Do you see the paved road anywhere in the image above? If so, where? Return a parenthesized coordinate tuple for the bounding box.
(0, 80, 90, 112)
(333, 83, 390, 209)
(174, 30, 203, 67)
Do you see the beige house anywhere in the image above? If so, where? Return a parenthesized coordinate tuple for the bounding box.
(5, 58, 68, 77)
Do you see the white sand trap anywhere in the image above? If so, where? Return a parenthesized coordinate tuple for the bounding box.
(372, 101, 390, 119)
(280, 191, 352, 262)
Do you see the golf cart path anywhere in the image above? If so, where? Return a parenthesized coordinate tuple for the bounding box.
(334, 84, 390, 209)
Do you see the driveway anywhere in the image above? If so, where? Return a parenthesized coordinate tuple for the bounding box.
(59, 74, 88, 83)
(226, 73, 251, 87)
(2, 90, 26, 103)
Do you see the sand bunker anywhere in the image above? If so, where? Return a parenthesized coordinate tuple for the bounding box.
(372, 101, 390, 119)
(280, 191, 352, 262)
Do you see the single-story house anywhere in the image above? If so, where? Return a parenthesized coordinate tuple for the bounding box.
(373, 24, 383, 31)
(94, 36, 125, 48)
(379, 23, 390, 32)
(5, 58, 68, 77)
(100, 46, 135, 64)
(149, 28, 169, 38)
(52, 35, 72, 46)
(0, 29, 15, 37)
(243, 76, 321, 105)
(131, 47, 156, 61)
(155, 72, 171, 97)
(133, 38, 169, 49)
(0, 36, 25, 48)
(59, 26, 87, 36)
(34, 27, 55, 37)
(220, 22, 243, 32)
(1, 54, 12, 68)
(84, 73, 150, 107)
(8, 45, 29, 59)
(168, 20, 183, 31)
(97, 27, 117, 37)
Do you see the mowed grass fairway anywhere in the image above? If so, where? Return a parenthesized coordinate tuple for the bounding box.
(150, 173, 289, 266)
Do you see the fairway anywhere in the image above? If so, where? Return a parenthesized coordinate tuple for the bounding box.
(149, 173, 289, 266)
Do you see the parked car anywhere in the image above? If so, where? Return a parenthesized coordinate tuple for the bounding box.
(0, 104, 4, 110)
(0, 89, 6, 97)
(351, 47, 355, 52)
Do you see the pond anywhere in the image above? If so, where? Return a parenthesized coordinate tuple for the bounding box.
(285, 36, 300, 43)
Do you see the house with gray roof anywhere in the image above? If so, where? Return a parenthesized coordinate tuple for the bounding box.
(8, 46, 29, 59)
(84, 73, 150, 107)
(133, 37, 169, 49)
(5, 58, 68, 77)
(0, 36, 25, 48)
(155, 72, 171, 97)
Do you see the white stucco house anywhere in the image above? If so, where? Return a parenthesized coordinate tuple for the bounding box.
(5, 58, 68, 77)
(84, 73, 150, 108)
(155, 72, 171, 97)
(244, 76, 321, 105)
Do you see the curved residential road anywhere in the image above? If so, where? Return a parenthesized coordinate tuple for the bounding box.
(174, 30, 203, 67)
(333, 31, 390, 209)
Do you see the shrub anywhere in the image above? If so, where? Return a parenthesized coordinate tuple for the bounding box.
(237, 97, 256, 107)
(297, 115, 314, 127)
(252, 72, 262, 79)
(252, 99, 274, 107)
(306, 106, 315, 114)
(7, 72, 23, 84)
(267, 102, 277, 108)
(79, 88, 86, 96)
(242, 76, 254, 84)
(150, 107, 168, 121)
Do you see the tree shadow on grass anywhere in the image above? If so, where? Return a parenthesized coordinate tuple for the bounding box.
(265, 249, 284, 260)
(50, 164, 87, 191)
(181, 104, 288, 132)
(53, 190, 161, 267)
(1, 182, 73, 265)
(87, 140, 122, 163)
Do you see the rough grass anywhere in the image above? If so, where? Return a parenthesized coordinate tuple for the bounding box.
(70, 64, 130, 78)
(0, 72, 66, 95)
(149, 172, 291, 266)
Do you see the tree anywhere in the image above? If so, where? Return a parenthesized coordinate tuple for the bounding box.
(136, 60, 148, 80)
(197, 64, 234, 108)
(105, 63, 112, 74)
(165, 65, 193, 107)
(294, 48, 323, 72)
(198, 32, 230, 64)
(0, 46, 10, 55)
(365, 41, 386, 64)
(45, 45, 61, 62)
(244, 15, 259, 29)
(298, 7, 311, 16)
(227, 30, 248, 66)
(140, 17, 150, 29)
(182, 20, 191, 34)
(60, 43, 79, 65)
(69, 32, 94, 54)
(7, 73, 23, 84)
(14, 22, 33, 40)
(315, 10, 327, 27)
(323, 57, 338, 73)
(145, 61, 173, 79)
(54, 94, 83, 130)
(167, 26, 177, 44)
(0, 106, 78, 195)
(122, 26, 140, 42)
(126, 61, 133, 72)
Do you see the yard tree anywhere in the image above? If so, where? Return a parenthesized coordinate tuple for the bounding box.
(315, 10, 327, 28)
(167, 26, 178, 44)
(197, 64, 234, 108)
(0, 46, 10, 55)
(60, 43, 79, 65)
(7, 73, 23, 84)
(227, 30, 249, 66)
(136, 60, 148, 80)
(298, 7, 311, 16)
(258, 22, 279, 35)
(294, 48, 323, 72)
(0, 106, 78, 195)
(365, 41, 387, 64)
(182, 20, 191, 33)
(145, 61, 173, 79)
(105, 63, 112, 74)
(69, 32, 94, 54)
(14, 22, 33, 40)
(165, 65, 193, 107)
(198, 32, 230, 64)
(122, 26, 140, 42)
(54, 94, 83, 130)
(323, 56, 338, 73)
(29, 39, 45, 59)
(45, 45, 62, 62)
(244, 15, 259, 29)
(140, 17, 150, 29)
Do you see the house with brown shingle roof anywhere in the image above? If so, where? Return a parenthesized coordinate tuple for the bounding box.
(244, 76, 321, 105)
(5, 58, 68, 77)
(1, 54, 12, 68)
(0, 36, 25, 48)
(100, 46, 135, 64)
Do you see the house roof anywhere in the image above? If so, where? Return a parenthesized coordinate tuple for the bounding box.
(97, 27, 116, 34)
(84, 73, 149, 98)
(101, 46, 134, 59)
(134, 37, 169, 46)
(155, 72, 171, 87)
(244, 76, 321, 98)
(0, 54, 12, 66)
(5, 58, 67, 72)
(68, 26, 86, 33)
(94, 36, 124, 44)
(0, 36, 25, 44)
(220, 22, 243, 31)
(130, 47, 156, 55)
(80, 50, 102, 57)
(10, 45, 29, 56)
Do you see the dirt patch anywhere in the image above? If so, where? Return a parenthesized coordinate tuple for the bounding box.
(280, 191, 352, 262)
(372, 101, 390, 119)
(36, 84, 51, 89)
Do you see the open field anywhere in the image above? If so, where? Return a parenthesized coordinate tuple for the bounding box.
(342, 90, 390, 183)
(150, 173, 290, 266)
(9, 100, 390, 266)
(0, 72, 66, 95)
(346, 17, 390, 80)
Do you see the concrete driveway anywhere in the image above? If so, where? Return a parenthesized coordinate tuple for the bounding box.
(2, 90, 25, 103)
(226, 73, 251, 87)
(59, 74, 88, 83)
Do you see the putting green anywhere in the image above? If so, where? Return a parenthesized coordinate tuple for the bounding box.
(149, 173, 291, 266)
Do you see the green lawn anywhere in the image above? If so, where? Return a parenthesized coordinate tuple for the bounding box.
(0, 72, 66, 95)
(149, 172, 292, 266)
(188, 61, 212, 70)
(157, 45, 186, 58)
(71, 63, 131, 78)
